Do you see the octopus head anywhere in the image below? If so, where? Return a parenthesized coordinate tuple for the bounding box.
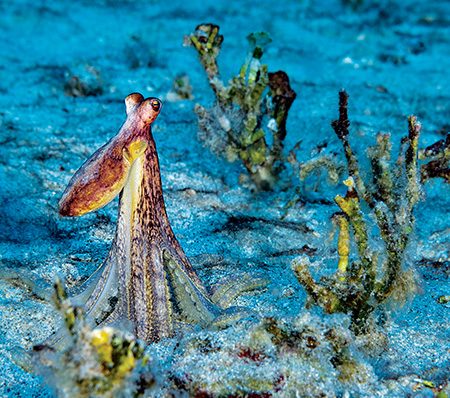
(125, 93, 162, 124)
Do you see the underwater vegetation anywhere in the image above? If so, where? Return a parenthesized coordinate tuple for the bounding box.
(419, 133, 450, 183)
(293, 90, 422, 335)
(186, 24, 296, 191)
(53, 92, 263, 344)
(286, 148, 344, 209)
(34, 279, 155, 398)
(167, 74, 193, 101)
(168, 313, 385, 397)
(37, 291, 389, 398)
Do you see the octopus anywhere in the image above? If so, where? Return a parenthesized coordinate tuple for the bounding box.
(57, 93, 264, 343)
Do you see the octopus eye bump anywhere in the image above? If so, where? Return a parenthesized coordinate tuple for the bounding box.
(151, 99, 161, 112)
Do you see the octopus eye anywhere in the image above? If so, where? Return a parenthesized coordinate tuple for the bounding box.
(151, 99, 161, 112)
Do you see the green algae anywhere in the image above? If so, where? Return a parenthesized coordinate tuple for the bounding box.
(186, 24, 296, 191)
(293, 91, 422, 335)
(33, 280, 156, 398)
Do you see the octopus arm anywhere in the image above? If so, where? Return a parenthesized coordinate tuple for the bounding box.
(59, 138, 147, 217)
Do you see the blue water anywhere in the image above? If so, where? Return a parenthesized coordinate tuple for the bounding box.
(0, 0, 449, 396)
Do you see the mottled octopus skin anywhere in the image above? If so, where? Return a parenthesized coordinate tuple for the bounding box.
(58, 93, 235, 342)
